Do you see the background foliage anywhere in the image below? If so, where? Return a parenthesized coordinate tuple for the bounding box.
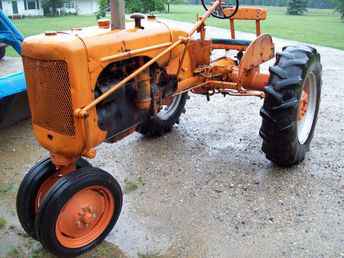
(331, 0, 344, 19)
(126, 0, 167, 13)
(96, 0, 108, 18)
(287, 0, 308, 15)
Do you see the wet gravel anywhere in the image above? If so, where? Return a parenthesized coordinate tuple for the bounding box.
(0, 20, 343, 258)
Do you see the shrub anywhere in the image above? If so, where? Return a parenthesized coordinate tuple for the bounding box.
(96, 0, 108, 19)
(287, 0, 308, 15)
(126, 0, 167, 13)
(332, 0, 344, 20)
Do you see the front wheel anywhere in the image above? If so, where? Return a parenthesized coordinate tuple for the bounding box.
(136, 93, 189, 137)
(16, 157, 91, 239)
(259, 45, 322, 167)
(35, 167, 123, 257)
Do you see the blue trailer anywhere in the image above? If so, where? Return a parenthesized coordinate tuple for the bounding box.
(0, 10, 29, 129)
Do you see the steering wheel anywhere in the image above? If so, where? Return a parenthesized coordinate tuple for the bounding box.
(201, 0, 240, 19)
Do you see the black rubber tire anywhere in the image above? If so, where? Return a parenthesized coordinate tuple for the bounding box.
(136, 93, 189, 137)
(259, 45, 322, 167)
(16, 157, 91, 239)
(35, 167, 123, 257)
(0, 46, 5, 60)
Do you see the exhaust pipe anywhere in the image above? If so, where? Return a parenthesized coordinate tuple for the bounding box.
(110, 0, 125, 30)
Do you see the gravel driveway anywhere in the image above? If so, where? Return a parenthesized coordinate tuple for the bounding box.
(0, 20, 343, 258)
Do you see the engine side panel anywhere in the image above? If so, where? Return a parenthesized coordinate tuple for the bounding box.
(21, 18, 193, 157)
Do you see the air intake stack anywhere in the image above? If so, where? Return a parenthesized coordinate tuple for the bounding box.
(111, 0, 125, 30)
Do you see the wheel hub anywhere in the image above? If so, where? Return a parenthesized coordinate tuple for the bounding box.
(76, 206, 98, 229)
(56, 186, 114, 248)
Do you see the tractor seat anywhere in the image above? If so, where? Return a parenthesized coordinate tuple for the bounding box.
(211, 38, 251, 47)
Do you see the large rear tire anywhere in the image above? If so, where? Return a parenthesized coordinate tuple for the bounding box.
(259, 45, 322, 167)
(137, 93, 189, 137)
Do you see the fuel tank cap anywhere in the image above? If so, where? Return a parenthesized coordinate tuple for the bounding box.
(98, 19, 111, 29)
(130, 13, 145, 29)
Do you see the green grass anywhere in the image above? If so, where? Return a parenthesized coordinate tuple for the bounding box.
(158, 5, 344, 50)
(0, 217, 7, 229)
(13, 15, 97, 36)
(4, 6, 344, 57)
(6, 15, 98, 56)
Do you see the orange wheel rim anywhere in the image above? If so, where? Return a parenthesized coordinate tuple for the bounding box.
(55, 186, 115, 248)
(296, 71, 317, 145)
(35, 175, 59, 213)
(298, 88, 309, 121)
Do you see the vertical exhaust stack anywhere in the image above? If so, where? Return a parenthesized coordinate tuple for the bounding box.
(111, 0, 125, 30)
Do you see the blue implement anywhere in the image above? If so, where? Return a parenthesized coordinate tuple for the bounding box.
(0, 72, 26, 100)
(0, 10, 24, 54)
(0, 11, 29, 128)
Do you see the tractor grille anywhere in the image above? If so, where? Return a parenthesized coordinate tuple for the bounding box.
(23, 57, 75, 136)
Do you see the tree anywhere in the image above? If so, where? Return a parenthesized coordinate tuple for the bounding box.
(126, 0, 167, 13)
(331, 0, 344, 20)
(96, 0, 108, 19)
(287, 0, 308, 15)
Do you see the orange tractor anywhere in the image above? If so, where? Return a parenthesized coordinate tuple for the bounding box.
(17, 0, 322, 256)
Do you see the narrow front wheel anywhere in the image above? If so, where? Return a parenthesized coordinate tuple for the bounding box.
(34, 167, 123, 257)
(16, 157, 91, 239)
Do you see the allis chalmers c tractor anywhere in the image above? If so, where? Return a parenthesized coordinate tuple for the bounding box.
(17, 0, 322, 256)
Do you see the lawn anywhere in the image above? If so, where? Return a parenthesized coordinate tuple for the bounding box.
(6, 15, 98, 56)
(4, 5, 344, 56)
(158, 5, 344, 50)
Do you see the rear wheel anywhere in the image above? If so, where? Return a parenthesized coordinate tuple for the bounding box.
(16, 157, 91, 239)
(137, 93, 188, 137)
(259, 45, 322, 167)
(35, 167, 123, 257)
(0, 46, 5, 60)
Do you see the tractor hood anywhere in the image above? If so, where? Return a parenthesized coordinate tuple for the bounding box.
(77, 19, 187, 63)
(22, 18, 187, 66)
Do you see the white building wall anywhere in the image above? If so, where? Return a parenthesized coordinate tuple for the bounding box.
(76, 0, 98, 15)
(21, 7, 44, 16)
(1, 0, 43, 16)
(1, 0, 15, 16)
(1, 0, 97, 16)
